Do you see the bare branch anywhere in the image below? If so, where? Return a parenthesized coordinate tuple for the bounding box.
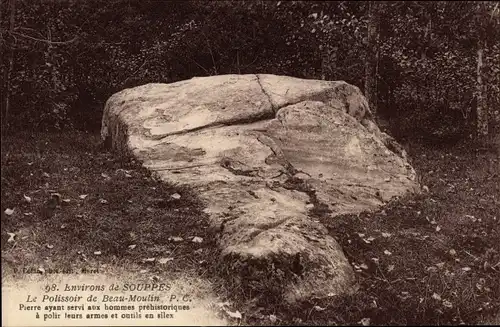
(201, 29, 218, 75)
(189, 58, 210, 75)
(9, 30, 77, 44)
(122, 60, 148, 86)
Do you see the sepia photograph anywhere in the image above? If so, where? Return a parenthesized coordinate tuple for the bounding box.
(1, 0, 499, 326)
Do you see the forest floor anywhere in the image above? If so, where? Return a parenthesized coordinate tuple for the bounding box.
(1, 131, 499, 326)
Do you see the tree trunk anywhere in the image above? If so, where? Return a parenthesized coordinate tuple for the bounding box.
(476, 38, 488, 137)
(364, 1, 379, 115)
(475, 1, 489, 138)
(2, 0, 16, 134)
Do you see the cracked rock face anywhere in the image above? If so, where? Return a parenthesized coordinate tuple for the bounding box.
(101, 74, 418, 303)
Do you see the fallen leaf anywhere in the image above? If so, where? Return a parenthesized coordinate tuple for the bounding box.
(158, 258, 174, 264)
(435, 225, 441, 232)
(192, 236, 203, 243)
(171, 193, 181, 200)
(432, 293, 442, 301)
(23, 194, 32, 203)
(224, 309, 242, 319)
(7, 232, 16, 243)
(4, 208, 14, 216)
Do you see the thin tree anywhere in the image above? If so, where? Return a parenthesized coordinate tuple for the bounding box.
(2, 0, 16, 134)
(475, 2, 488, 138)
(364, 0, 379, 115)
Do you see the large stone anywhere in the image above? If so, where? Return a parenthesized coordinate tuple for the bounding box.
(101, 74, 418, 303)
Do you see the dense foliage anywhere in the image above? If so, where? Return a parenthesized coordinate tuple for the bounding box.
(1, 0, 499, 141)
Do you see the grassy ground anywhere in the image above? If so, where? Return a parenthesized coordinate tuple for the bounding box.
(2, 131, 499, 326)
(1, 132, 222, 272)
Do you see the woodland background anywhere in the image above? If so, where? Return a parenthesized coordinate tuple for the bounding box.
(0, 0, 500, 142)
(1, 0, 499, 144)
